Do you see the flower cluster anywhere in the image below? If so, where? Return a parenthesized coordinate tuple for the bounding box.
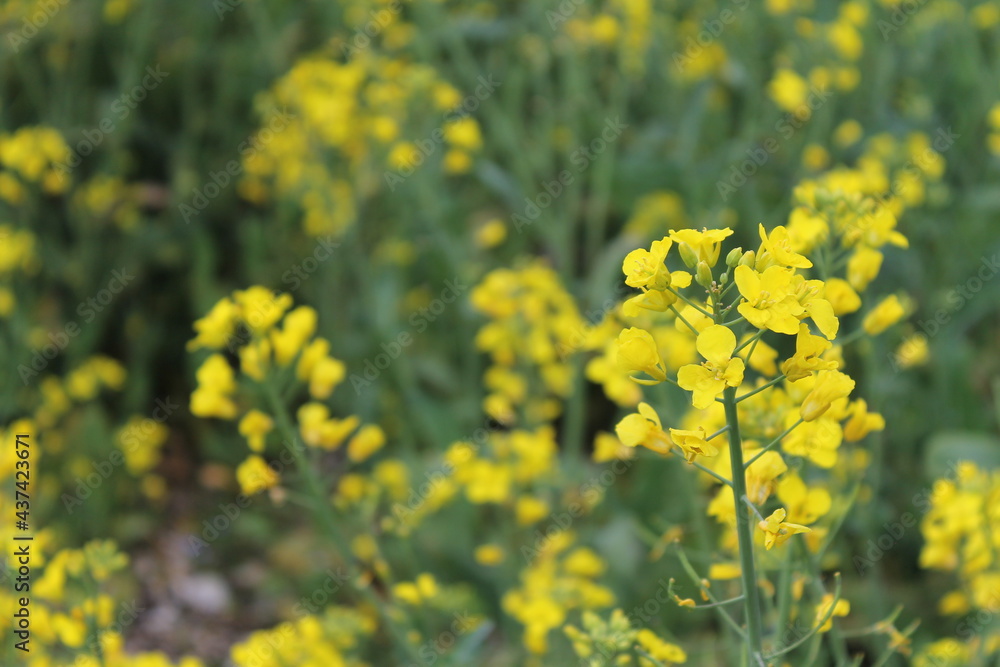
(471, 262, 586, 425)
(0, 539, 203, 667)
(188, 286, 384, 496)
(610, 162, 915, 661)
(239, 52, 480, 236)
(0, 126, 71, 202)
(919, 461, 1000, 663)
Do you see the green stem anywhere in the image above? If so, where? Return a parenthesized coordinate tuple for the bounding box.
(676, 449, 734, 488)
(744, 419, 803, 469)
(768, 574, 843, 661)
(734, 330, 764, 355)
(669, 305, 700, 334)
(263, 386, 422, 663)
(737, 375, 787, 403)
(675, 544, 747, 641)
(723, 386, 766, 666)
(666, 287, 714, 318)
(775, 547, 794, 650)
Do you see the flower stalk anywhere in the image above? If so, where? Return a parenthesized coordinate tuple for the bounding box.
(723, 385, 766, 666)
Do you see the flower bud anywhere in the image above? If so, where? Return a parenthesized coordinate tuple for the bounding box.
(726, 247, 743, 268)
(739, 250, 757, 267)
(677, 243, 699, 268)
(695, 261, 713, 288)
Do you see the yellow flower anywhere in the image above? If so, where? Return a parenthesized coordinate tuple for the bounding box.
(474, 544, 505, 566)
(309, 356, 347, 399)
(670, 227, 733, 267)
(800, 370, 855, 421)
(758, 508, 811, 550)
(768, 68, 810, 113)
(894, 334, 929, 369)
(465, 460, 511, 503)
(842, 399, 885, 441)
(296, 337, 330, 381)
(345, 425, 385, 463)
(783, 417, 842, 468)
(677, 325, 746, 409)
(734, 265, 804, 335)
(777, 473, 832, 524)
(781, 324, 838, 381)
(297, 403, 360, 449)
(615, 402, 671, 455)
(745, 450, 787, 505)
(516, 496, 550, 525)
(791, 276, 840, 339)
(232, 286, 293, 334)
(824, 278, 862, 315)
(190, 354, 238, 419)
(622, 237, 691, 292)
(270, 306, 318, 365)
(592, 431, 635, 463)
(635, 629, 687, 664)
(616, 327, 666, 383)
(236, 455, 279, 495)
(863, 294, 907, 335)
(187, 297, 238, 351)
(756, 224, 813, 270)
(238, 410, 274, 452)
(475, 219, 506, 248)
(668, 426, 718, 462)
(815, 593, 850, 632)
(239, 338, 271, 380)
(847, 247, 883, 291)
(444, 117, 482, 150)
(741, 333, 779, 376)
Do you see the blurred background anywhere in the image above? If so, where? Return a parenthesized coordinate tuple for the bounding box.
(1, 0, 999, 665)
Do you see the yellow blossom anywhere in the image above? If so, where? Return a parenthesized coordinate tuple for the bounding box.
(236, 455, 279, 495)
(800, 370, 855, 421)
(677, 325, 745, 409)
(668, 426, 718, 462)
(758, 508, 811, 550)
(615, 402, 671, 455)
(616, 327, 666, 383)
(238, 410, 274, 452)
(863, 294, 907, 335)
(734, 265, 804, 335)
